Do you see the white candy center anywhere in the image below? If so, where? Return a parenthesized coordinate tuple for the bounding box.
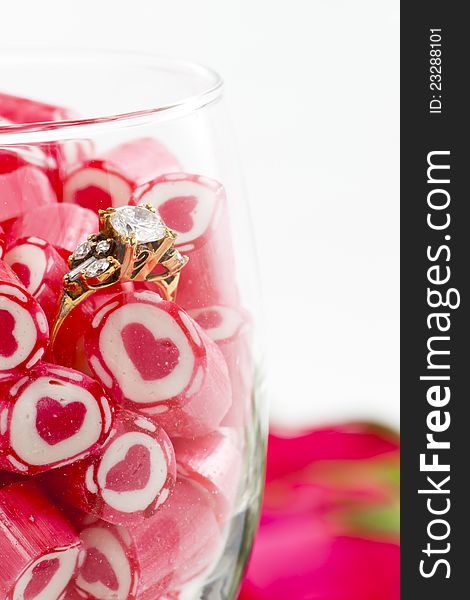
(138, 179, 217, 248)
(63, 167, 132, 208)
(5, 243, 47, 296)
(0, 295, 37, 370)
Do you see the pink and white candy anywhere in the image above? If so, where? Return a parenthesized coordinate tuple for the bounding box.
(0, 362, 113, 475)
(0, 481, 83, 600)
(0, 146, 57, 223)
(0, 91, 92, 199)
(135, 173, 239, 309)
(44, 410, 176, 526)
(63, 138, 180, 212)
(173, 428, 242, 522)
(189, 304, 253, 428)
(73, 478, 220, 599)
(0, 260, 49, 376)
(4, 236, 68, 324)
(0, 91, 75, 124)
(85, 290, 231, 437)
(8, 203, 98, 259)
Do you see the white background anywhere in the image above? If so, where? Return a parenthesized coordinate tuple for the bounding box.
(1, 0, 399, 429)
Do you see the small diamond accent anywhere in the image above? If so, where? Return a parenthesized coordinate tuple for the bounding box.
(73, 241, 91, 260)
(174, 250, 185, 265)
(96, 240, 111, 255)
(84, 259, 110, 278)
(109, 206, 166, 243)
(68, 256, 95, 281)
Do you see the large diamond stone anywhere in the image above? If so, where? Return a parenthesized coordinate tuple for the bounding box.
(109, 206, 166, 243)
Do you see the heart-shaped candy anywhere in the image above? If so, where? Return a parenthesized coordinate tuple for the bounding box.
(105, 444, 151, 492)
(24, 558, 60, 600)
(121, 323, 179, 381)
(10, 262, 32, 290)
(0, 309, 18, 357)
(36, 397, 87, 445)
(81, 548, 118, 591)
(158, 195, 197, 233)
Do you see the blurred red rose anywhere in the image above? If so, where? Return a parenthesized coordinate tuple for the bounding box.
(239, 423, 399, 600)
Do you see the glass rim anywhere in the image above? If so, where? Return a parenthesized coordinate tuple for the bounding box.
(0, 48, 224, 143)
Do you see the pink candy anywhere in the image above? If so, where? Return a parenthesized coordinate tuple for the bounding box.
(0, 362, 114, 475)
(0, 260, 49, 376)
(189, 304, 253, 427)
(73, 478, 221, 599)
(174, 428, 242, 522)
(86, 290, 232, 437)
(0, 147, 57, 223)
(63, 138, 181, 211)
(45, 409, 176, 526)
(0, 91, 92, 199)
(4, 236, 68, 324)
(0, 91, 75, 124)
(0, 481, 83, 600)
(136, 173, 239, 309)
(8, 203, 98, 258)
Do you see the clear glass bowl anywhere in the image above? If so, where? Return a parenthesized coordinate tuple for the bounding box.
(0, 50, 266, 600)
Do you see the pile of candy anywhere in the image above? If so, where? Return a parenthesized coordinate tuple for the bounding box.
(0, 93, 252, 600)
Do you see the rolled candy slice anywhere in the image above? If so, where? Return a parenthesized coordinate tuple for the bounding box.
(8, 203, 98, 258)
(173, 428, 242, 522)
(0, 260, 49, 376)
(0, 91, 74, 124)
(0, 146, 57, 223)
(188, 304, 253, 428)
(0, 362, 113, 475)
(44, 409, 176, 526)
(46, 138, 94, 202)
(0, 481, 83, 600)
(86, 290, 231, 437)
(4, 236, 68, 324)
(0, 91, 92, 198)
(63, 138, 181, 211)
(74, 478, 221, 599)
(135, 173, 239, 309)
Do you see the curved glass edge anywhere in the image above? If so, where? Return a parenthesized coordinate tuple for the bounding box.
(0, 49, 224, 144)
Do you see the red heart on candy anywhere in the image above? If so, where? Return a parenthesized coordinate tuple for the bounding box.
(158, 195, 197, 234)
(36, 397, 87, 445)
(74, 185, 113, 212)
(0, 309, 18, 358)
(105, 444, 151, 492)
(121, 323, 180, 381)
(195, 309, 223, 330)
(24, 558, 60, 600)
(10, 261, 31, 290)
(81, 548, 119, 591)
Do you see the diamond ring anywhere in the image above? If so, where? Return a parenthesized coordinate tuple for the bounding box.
(50, 204, 188, 346)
